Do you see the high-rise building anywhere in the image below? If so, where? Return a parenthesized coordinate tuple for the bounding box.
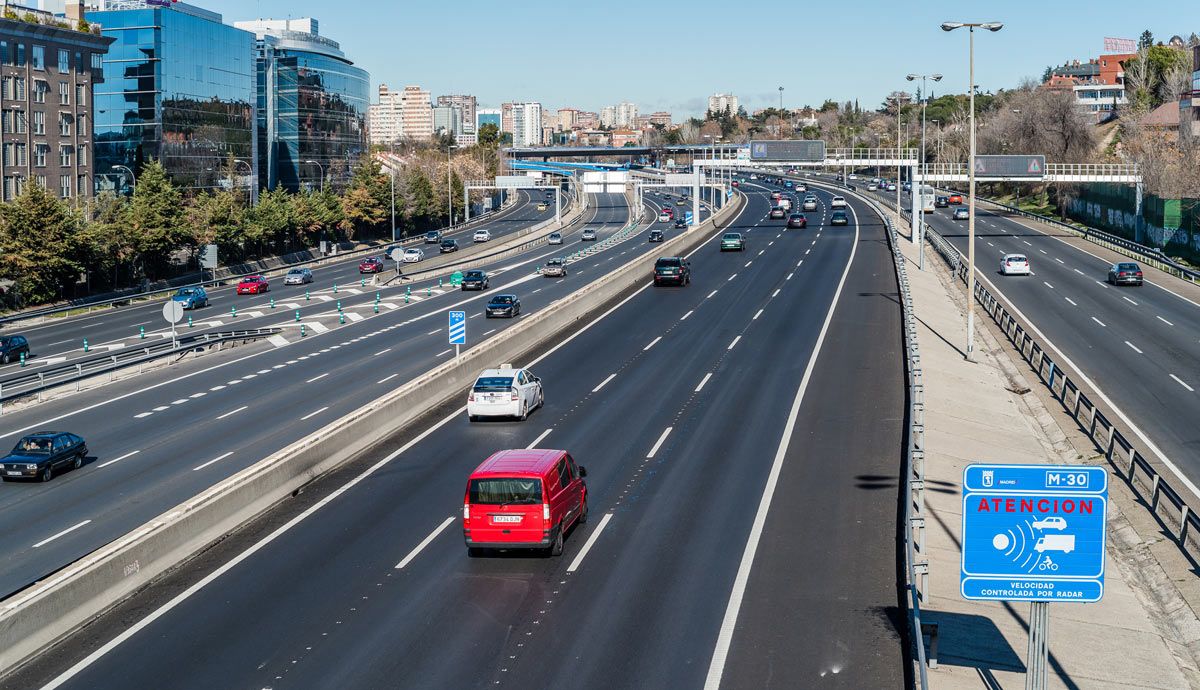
(234, 17, 369, 192)
(432, 104, 461, 137)
(556, 108, 578, 130)
(599, 105, 615, 128)
(368, 84, 402, 145)
(708, 93, 738, 116)
(575, 111, 598, 129)
(436, 94, 475, 133)
(0, 3, 114, 201)
(399, 85, 432, 140)
(88, 1, 256, 193)
(615, 101, 638, 128)
(509, 102, 541, 147)
(500, 102, 513, 134)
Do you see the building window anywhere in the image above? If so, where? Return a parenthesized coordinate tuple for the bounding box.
(60, 174, 71, 198)
(32, 111, 43, 135)
(60, 145, 72, 167)
(90, 52, 101, 71)
(16, 44, 25, 67)
(74, 51, 81, 71)
(59, 113, 71, 136)
(77, 113, 85, 133)
(0, 41, 7, 67)
(57, 49, 68, 74)
(32, 45, 44, 71)
(59, 82, 69, 105)
(78, 174, 87, 196)
(15, 77, 24, 100)
(2, 143, 10, 167)
(77, 144, 86, 166)
(2, 176, 11, 201)
(34, 174, 46, 190)
(15, 143, 25, 166)
(33, 81, 46, 104)
(34, 144, 46, 167)
(76, 83, 85, 104)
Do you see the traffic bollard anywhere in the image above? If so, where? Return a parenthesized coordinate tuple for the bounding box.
(305, 289, 310, 301)
(231, 306, 237, 318)
(188, 315, 193, 328)
(406, 286, 411, 296)
(337, 300, 342, 312)
(301, 324, 306, 337)
(438, 278, 443, 288)
(270, 298, 275, 309)
(339, 312, 345, 325)
(360, 277, 365, 287)
(20, 351, 26, 367)
(405, 294, 409, 304)
(295, 310, 301, 322)
(375, 292, 380, 303)
(374, 303, 379, 314)
(333, 283, 338, 294)
(83, 338, 89, 353)
(139, 326, 145, 339)
(426, 287, 431, 297)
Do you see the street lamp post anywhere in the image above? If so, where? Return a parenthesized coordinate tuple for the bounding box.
(446, 144, 458, 229)
(778, 86, 784, 112)
(906, 73, 943, 271)
(233, 158, 256, 206)
(111, 164, 135, 194)
(930, 119, 942, 161)
(304, 159, 325, 191)
(942, 18, 1004, 365)
(886, 95, 904, 217)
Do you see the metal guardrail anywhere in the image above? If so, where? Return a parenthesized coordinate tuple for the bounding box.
(0, 328, 281, 410)
(922, 223, 1200, 568)
(0, 194, 530, 327)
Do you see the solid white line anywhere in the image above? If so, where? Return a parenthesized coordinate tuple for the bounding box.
(394, 516, 456, 569)
(377, 373, 399, 384)
(728, 335, 741, 350)
(753, 309, 763, 320)
(1065, 297, 1078, 306)
(435, 349, 452, 357)
(373, 348, 391, 356)
(192, 451, 233, 472)
(1157, 316, 1175, 326)
(644, 336, 662, 351)
(704, 198, 860, 690)
(1171, 375, 1195, 392)
(1091, 316, 1106, 327)
(1125, 341, 1143, 354)
(566, 512, 614, 573)
(97, 450, 139, 469)
(646, 427, 673, 458)
(707, 290, 718, 299)
(592, 373, 617, 393)
(216, 405, 248, 420)
(695, 373, 713, 392)
(306, 373, 328, 383)
(680, 310, 693, 321)
(527, 428, 553, 449)
(300, 406, 329, 421)
(32, 520, 92, 549)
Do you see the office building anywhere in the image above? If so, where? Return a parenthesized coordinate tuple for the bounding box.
(398, 85, 431, 140)
(476, 107, 500, 133)
(575, 110, 597, 129)
(708, 93, 738, 116)
(432, 104, 461, 137)
(0, 2, 113, 201)
(436, 94, 475, 133)
(556, 108, 578, 130)
(88, 1, 255, 193)
(509, 101, 540, 147)
(600, 105, 615, 128)
(615, 101, 637, 128)
(235, 17, 368, 192)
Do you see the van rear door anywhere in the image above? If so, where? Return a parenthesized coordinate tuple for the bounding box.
(467, 477, 545, 544)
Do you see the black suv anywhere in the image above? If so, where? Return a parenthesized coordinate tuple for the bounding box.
(0, 335, 30, 364)
(653, 257, 691, 286)
(2, 432, 88, 482)
(440, 238, 459, 253)
(461, 270, 489, 291)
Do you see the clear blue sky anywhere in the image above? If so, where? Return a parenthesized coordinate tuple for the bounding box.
(201, 0, 1200, 117)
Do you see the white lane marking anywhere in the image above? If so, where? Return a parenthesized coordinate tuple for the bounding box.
(1055, 258, 1064, 264)
(1043, 282, 1054, 289)
(646, 427, 673, 458)
(772, 289, 781, 298)
(758, 249, 765, 256)
(435, 349, 452, 357)
(987, 241, 994, 247)
(256, 369, 271, 375)
(644, 336, 662, 351)
(484, 328, 497, 336)
(394, 516, 456, 569)
(216, 405, 248, 420)
(1125, 341, 1143, 354)
(426, 329, 439, 335)
(192, 451, 233, 472)
(377, 373, 399, 384)
(133, 412, 152, 419)
(32, 520, 92, 548)
(305, 373, 328, 384)
(744, 261, 753, 268)
(1065, 297, 1078, 306)
(373, 348, 391, 356)
(805, 249, 811, 255)
(527, 428, 553, 449)
(209, 386, 226, 392)
(1157, 316, 1175, 326)
(728, 273, 737, 281)
(1122, 296, 1138, 305)
(152, 406, 169, 412)
(592, 373, 617, 393)
(470, 313, 481, 319)
(695, 373, 713, 392)
(1171, 375, 1195, 392)
(1039, 250, 1047, 255)
(787, 272, 794, 280)
(753, 309, 764, 320)
(1074, 269, 1084, 275)
(728, 335, 741, 350)
(707, 290, 718, 299)
(300, 406, 329, 421)
(189, 393, 206, 399)
(566, 512, 614, 573)
(1023, 240, 1032, 246)
(1096, 280, 1109, 289)
(704, 198, 859, 690)
(680, 310, 693, 321)
(97, 450, 139, 469)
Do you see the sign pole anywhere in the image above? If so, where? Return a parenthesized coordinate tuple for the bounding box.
(456, 343, 460, 362)
(1025, 601, 1049, 690)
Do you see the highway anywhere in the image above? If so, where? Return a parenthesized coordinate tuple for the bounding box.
(7, 183, 908, 689)
(0, 193, 643, 597)
(867, 184, 1200, 495)
(0, 190, 549, 373)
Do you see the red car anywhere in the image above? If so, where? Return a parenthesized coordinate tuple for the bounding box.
(236, 275, 269, 295)
(359, 257, 384, 273)
(463, 449, 588, 557)
(731, 180, 739, 187)
(948, 194, 963, 205)
(663, 207, 674, 219)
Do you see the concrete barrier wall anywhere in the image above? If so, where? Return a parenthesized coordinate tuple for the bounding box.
(0, 190, 742, 676)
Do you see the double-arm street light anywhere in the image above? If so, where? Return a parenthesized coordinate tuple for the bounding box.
(906, 72, 943, 271)
(233, 158, 256, 206)
(111, 164, 135, 194)
(942, 20, 1003, 362)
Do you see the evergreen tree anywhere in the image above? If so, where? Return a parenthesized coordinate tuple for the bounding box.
(0, 183, 84, 304)
(128, 160, 186, 279)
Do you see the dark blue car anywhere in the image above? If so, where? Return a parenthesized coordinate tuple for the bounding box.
(1, 432, 88, 482)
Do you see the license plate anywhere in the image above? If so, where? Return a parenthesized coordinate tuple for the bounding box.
(492, 515, 522, 524)
(6, 470, 20, 476)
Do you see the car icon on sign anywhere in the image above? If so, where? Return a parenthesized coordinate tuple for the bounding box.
(1032, 516, 1067, 531)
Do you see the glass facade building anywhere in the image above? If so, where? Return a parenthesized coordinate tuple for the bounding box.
(88, 3, 255, 193)
(237, 19, 368, 192)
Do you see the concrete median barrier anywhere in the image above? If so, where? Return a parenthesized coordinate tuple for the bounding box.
(0, 190, 742, 677)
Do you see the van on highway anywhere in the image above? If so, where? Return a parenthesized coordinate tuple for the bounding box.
(463, 449, 588, 557)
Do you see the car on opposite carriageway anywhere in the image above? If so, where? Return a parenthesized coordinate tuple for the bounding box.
(283, 268, 313, 285)
(542, 258, 566, 277)
(648, 229, 665, 243)
(485, 294, 521, 318)
(236, 275, 269, 295)
(461, 269, 489, 290)
(172, 286, 208, 309)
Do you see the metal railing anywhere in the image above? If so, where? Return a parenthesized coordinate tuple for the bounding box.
(922, 162, 1141, 182)
(922, 224, 1200, 566)
(827, 147, 919, 161)
(0, 328, 281, 410)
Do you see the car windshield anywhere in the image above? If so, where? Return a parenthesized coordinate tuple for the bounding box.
(473, 376, 514, 391)
(465, 271, 484, 279)
(470, 478, 542, 505)
(491, 296, 514, 304)
(405, 249, 419, 254)
(1007, 257, 1026, 263)
(177, 288, 197, 296)
(287, 270, 303, 275)
(547, 260, 562, 267)
(0, 337, 9, 346)
(15, 437, 51, 453)
(550, 234, 561, 238)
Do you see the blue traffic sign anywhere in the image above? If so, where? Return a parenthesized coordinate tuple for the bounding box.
(448, 310, 466, 346)
(684, 211, 694, 225)
(961, 464, 1107, 603)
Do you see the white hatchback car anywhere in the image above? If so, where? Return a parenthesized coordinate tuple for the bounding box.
(830, 196, 848, 208)
(467, 366, 544, 421)
(402, 248, 424, 263)
(473, 229, 491, 243)
(658, 212, 671, 223)
(1000, 253, 1031, 275)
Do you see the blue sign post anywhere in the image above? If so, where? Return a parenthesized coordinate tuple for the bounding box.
(684, 210, 694, 226)
(448, 310, 466, 352)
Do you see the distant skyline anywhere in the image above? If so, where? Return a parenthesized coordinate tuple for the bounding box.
(183, 0, 1199, 117)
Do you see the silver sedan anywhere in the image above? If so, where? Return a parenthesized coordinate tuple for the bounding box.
(284, 268, 313, 285)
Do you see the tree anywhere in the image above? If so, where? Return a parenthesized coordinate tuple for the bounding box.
(245, 188, 292, 256)
(339, 157, 392, 239)
(128, 160, 186, 280)
(185, 190, 245, 261)
(291, 189, 344, 246)
(0, 183, 84, 304)
(1138, 29, 1154, 50)
(1041, 65, 1054, 83)
(403, 167, 436, 232)
(77, 191, 133, 291)
(477, 122, 500, 147)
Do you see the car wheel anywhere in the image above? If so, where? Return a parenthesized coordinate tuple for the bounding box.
(1, 353, 9, 364)
(579, 496, 589, 524)
(518, 403, 528, 421)
(40, 465, 52, 482)
(73, 453, 83, 470)
(538, 389, 545, 409)
(549, 526, 564, 557)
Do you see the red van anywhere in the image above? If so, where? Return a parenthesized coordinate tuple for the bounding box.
(463, 449, 588, 557)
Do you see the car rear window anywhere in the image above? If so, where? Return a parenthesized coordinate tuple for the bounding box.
(1118, 263, 1139, 270)
(470, 478, 542, 505)
(656, 258, 681, 268)
(474, 376, 514, 391)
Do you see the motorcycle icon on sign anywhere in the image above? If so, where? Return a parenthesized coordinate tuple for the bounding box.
(1034, 534, 1075, 553)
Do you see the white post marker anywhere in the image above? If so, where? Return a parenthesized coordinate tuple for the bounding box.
(448, 310, 466, 360)
(162, 300, 184, 349)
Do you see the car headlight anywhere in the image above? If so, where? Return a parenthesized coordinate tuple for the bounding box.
(26, 463, 36, 470)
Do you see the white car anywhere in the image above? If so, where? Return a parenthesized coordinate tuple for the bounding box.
(658, 212, 671, 222)
(830, 196, 847, 208)
(467, 366, 544, 421)
(749, 174, 758, 180)
(848, 174, 858, 180)
(1000, 253, 1030, 275)
(402, 248, 424, 263)
(473, 229, 491, 243)
(802, 197, 818, 211)
(548, 232, 563, 245)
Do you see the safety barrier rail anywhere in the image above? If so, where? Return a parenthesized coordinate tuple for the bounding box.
(0, 328, 281, 410)
(922, 223, 1200, 567)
